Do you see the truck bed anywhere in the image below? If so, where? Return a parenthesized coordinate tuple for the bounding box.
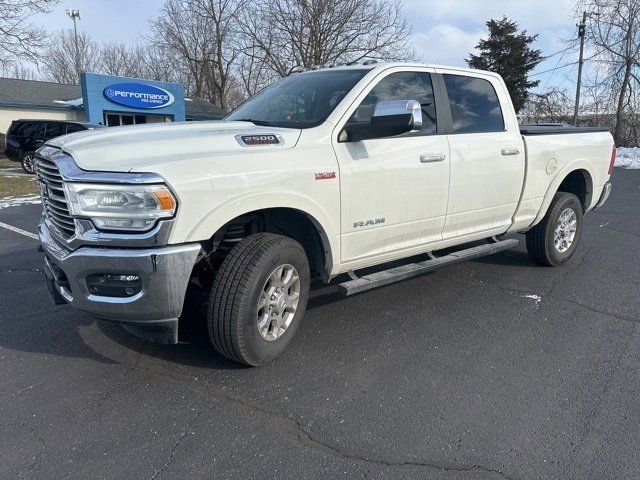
(519, 124, 610, 136)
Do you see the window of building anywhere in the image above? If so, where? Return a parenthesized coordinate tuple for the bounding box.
(442, 74, 504, 133)
(105, 113, 120, 127)
(103, 112, 159, 126)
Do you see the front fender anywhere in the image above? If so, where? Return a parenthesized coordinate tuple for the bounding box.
(183, 191, 340, 272)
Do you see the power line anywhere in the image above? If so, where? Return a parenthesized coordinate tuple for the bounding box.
(524, 43, 577, 69)
(540, 46, 571, 91)
(530, 60, 579, 77)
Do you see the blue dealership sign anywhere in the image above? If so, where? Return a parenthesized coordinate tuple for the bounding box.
(103, 83, 175, 109)
(81, 72, 185, 124)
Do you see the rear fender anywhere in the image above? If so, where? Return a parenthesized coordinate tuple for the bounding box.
(531, 161, 594, 227)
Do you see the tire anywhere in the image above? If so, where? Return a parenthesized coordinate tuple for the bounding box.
(207, 233, 310, 366)
(526, 192, 583, 266)
(21, 151, 36, 174)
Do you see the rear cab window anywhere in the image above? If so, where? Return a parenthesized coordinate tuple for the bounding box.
(442, 74, 505, 133)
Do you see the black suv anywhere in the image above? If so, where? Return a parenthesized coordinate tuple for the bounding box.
(4, 120, 104, 173)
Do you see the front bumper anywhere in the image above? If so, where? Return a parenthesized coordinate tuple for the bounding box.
(39, 220, 201, 343)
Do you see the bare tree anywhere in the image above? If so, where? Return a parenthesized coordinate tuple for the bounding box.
(137, 43, 179, 83)
(191, 0, 248, 110)
(149, 0, 246, 110)
(148, 0, 215, 101)
(523, 88, 573, 124)
(147, 0, 412, 108)
(0, 0, 57, 68)
(0, 61, 39, 79)
(582, 0, 640, 145)
(41, 29, 99, 84)
(99, 43, 144, 78)
(237, 45, 278, 97)
(239, 0, 412, 78)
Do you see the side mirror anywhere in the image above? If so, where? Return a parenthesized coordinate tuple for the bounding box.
(340, 99, 422, 142)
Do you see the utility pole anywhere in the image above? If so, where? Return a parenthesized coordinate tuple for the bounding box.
(573, 11, 587, 126)
(66, 9, 81, 83)
(573, 11, 598, 125)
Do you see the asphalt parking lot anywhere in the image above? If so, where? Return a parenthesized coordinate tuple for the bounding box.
(1, 168, 639, 480)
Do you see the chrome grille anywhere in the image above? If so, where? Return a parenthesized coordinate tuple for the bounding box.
(35, 155, 76, 238)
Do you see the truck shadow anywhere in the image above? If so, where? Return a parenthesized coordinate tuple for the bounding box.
(96, 285, 247, 370)
(471, 248, 537, 267)
(94, 247, 535, 370)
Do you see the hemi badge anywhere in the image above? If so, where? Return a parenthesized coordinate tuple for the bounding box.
(315, 171, 336, 180)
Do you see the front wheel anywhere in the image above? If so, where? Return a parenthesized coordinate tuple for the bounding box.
(21, 151, 36, 174)
(526, 192, 584, 266)
(207, 233, 310, 366)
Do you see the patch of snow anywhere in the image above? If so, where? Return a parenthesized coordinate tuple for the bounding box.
(521, 293, 542, 309)
(0, 195, 41, 209)
(615, 147, 640, 169)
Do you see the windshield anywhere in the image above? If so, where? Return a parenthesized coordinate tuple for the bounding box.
(226, 69, 369, 129)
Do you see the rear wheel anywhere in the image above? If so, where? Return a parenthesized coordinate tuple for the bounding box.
(21, 151, 36, 174)
(207, 233, 310, 366)
(526, 192, 583, 266)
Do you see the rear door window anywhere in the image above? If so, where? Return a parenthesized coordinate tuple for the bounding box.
(15, 122, 45, 138)
(442, 74, 504, 133)
(46, 122, 66, 138)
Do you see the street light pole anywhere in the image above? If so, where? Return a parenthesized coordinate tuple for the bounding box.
(66, 9, 81, 83)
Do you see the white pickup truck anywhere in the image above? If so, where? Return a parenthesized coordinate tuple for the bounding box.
(36, 62, 615, 365)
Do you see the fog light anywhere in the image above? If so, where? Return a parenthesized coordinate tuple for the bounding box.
(86, 274, 142, 298)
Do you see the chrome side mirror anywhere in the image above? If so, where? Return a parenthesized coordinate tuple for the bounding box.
(372, 99, 422, 131)
(340, 99, 423, 142)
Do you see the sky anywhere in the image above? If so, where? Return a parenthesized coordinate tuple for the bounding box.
(31, 0, 585, 94)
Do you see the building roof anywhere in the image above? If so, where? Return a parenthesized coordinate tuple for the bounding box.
(0, 77, 81, 109)
(0, 77, 225, 118)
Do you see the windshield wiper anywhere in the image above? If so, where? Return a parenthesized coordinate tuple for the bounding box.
(233, 118, 273, 126)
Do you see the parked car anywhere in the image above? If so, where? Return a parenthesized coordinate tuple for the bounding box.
(35, 62, 615, 366)
(4, 120, 104, 173)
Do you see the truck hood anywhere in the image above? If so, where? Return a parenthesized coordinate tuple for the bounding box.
(46, 121, 302, 172)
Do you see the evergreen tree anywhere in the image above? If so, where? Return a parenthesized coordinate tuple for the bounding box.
(466, 17, 542, 113)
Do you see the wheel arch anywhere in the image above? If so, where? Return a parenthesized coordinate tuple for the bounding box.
(188, 199, 338, 281)
(531, 165, 594, 227)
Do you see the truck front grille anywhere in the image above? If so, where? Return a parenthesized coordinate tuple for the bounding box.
(35, 155, 76, 239)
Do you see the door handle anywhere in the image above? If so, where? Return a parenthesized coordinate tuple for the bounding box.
(420, 153, 446, 163)
(501, 147, 520, 156)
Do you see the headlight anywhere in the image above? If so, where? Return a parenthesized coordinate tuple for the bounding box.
(64, 183, 177, 232)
